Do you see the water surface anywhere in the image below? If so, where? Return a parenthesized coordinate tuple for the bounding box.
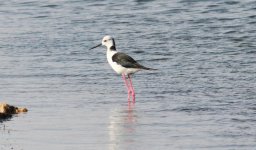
(0, 0, 256, 149)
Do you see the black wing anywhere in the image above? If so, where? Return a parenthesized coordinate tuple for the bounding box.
(112, 52, 151, 69)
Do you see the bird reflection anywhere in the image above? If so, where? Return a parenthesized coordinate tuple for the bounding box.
(108, 103, 137, 150)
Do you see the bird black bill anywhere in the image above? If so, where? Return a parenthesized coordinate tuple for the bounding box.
(89, 44, 101, 50)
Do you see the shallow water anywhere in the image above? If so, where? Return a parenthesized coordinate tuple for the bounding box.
(0, 0, 256, 149)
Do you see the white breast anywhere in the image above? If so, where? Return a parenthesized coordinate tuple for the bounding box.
(107, 50, 125, 74)
(107, 50, 141, 75)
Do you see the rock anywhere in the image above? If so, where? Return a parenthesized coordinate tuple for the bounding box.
(0, 103, 28, 120)
(17, 107, 28, 113)
(0, 113, 12, 120)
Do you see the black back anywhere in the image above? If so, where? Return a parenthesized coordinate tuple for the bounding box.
(112, 52, 150, 69)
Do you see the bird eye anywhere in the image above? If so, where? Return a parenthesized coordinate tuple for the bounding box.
(104, 40, 107, 42)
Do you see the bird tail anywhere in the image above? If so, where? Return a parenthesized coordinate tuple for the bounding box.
(134, 63, 157, 70)
(138, 64, 157, 70)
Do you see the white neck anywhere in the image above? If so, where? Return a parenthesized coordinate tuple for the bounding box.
(107, 48, 117, 62)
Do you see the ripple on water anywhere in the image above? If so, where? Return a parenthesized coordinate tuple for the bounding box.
(1, 0, 256, 150)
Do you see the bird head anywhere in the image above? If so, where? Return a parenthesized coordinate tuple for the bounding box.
(89, 35, 116, 50)
(102, 35, 116, 50)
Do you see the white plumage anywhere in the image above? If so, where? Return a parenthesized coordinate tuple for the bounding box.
(106, 48, 141, 75)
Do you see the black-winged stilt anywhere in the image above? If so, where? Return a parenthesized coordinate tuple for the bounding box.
(89, 35, 156, 103)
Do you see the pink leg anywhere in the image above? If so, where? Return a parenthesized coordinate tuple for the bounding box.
(122, 73, 132, 102)
(128, 75, 135, 103)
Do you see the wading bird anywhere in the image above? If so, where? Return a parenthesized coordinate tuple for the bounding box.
(89, 35, 156, 103)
